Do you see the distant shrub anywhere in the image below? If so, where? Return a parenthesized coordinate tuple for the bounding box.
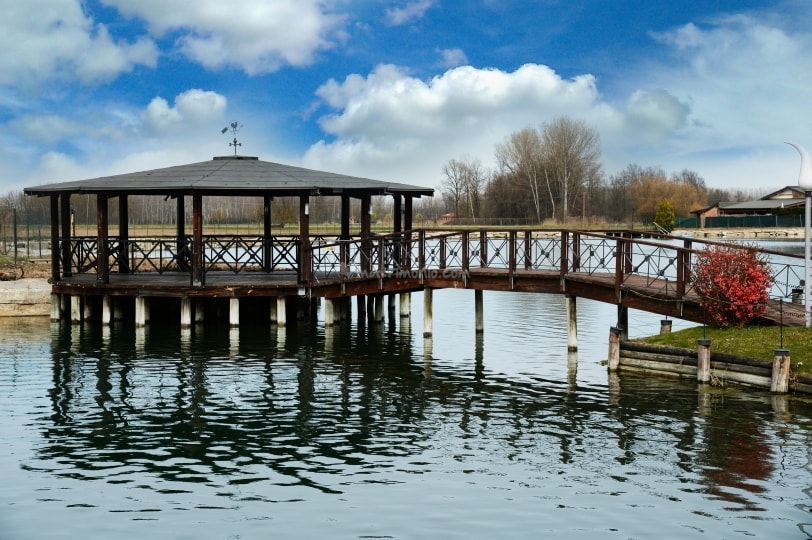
(654, 199, 675, 233)
(692, 244, 773, 328)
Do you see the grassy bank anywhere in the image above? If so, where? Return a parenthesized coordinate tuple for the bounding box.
(640, 325, 812, 375)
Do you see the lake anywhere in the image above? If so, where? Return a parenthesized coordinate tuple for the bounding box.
(1, 289, 812, 539)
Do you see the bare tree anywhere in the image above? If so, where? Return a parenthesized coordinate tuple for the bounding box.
(495, 128, 546, 222)
(540, 117, 602, 221)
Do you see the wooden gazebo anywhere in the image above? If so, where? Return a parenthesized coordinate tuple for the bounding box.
(24, 155, 433, 326)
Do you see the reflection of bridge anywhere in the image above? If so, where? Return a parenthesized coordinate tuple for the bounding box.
(49, 228, 808, 333)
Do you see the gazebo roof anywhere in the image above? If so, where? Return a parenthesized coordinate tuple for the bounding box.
(24, 155, 434, 198)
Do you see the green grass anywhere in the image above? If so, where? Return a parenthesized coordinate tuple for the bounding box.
(639, 325, 812, 375)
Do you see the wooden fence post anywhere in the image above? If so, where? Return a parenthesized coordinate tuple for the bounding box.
(697, 338, 712, 383)
(771, 349, 790, 393)
(608, 326, 621, 371)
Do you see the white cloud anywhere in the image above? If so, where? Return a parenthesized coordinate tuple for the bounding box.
(0, 0, 158, 87)
(102, 0, 345, 74)
(385, 0, 437, 26)
(143, 89, 228, 134)
(437, 48, 468, 68)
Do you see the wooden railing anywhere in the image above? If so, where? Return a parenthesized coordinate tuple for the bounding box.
(59, 229, 806, 303)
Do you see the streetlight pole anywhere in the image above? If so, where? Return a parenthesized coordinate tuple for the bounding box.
(787, 142, 812, 327)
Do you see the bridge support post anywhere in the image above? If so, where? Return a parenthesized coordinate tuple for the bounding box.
(229, 298, 240, 327)
(194, 300, 204, 324)
(325, 298, 337, 327)
(617, 305, 628, 340)
(400, 292, 411, 318)
(423, 288, 433, 337)
(566, 296, 577, 352)
(608, 327, 621, 371)
(102, 295, 112, 325)
(374, 294, 384, 323)
(50, 293, 61, 321)
(388, 294, 397, 321)
(181, 297, 192, 327)
(356, 295, 366, 322)
(697, 339, 712, 383)
(135, 296, 148, 327)
(70, 295, 82, 324)
(366, 295, 375, 324)
(771, 349, 791, 393)
(276, 297, 287, 327)
(475, 290, 484, 334)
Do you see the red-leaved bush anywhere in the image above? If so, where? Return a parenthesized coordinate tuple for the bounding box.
(691, 244, 773, 328)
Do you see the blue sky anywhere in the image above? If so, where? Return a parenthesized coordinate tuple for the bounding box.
(2, 0, 811, 193)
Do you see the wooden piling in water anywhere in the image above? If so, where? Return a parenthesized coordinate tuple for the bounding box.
(697, 339, 712, 383)
(566, 296, 577, 352)
(400, 292, 411, 318)
(475, 290, 484, 334)
(181, 297, 192, 327)
(608, 326, 621, 371)
(423, 288, 433, 337)
(771, 349, 790, 393)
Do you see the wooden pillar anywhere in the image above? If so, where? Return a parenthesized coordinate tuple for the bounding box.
(387, 294, 396, 320)
(374, 294, 384, 323)
(118, 194, 129, 273)
(400, 292, 411, 318)
(229, 298, 240, 327)
(361, 195, 371, 274)
(356, 294, 366, 321)
(194, 299, 204, 324)
(697, 338, 712, 384)
(192, 194, 203, 285)
(404, 196, 413, 269)
(566, 295, 577, 352)
(70, 295, 82, 323)
(771, 349, 791, 393)
(50, 293, 61, 321)
(49, 195, 60, 282)
(617, 304, 628, 340)
(325, 298, 337, 327)
(660, 319, 672, 334)
(263, 195, 272, 272)
(176, 195, 187, 271)
(60, 193, 72, 277)
(608, 326, 621, 371)
(340, 195, 350, 239)
(102, 295, 112, 325)
(475, 289, 484, 333)
(97, 193, 109, 284)
(181, 297, 192, 327)
(299, 195, 311, 283)
(276, 297, 287, 327)
(423, 288, 433, 337)
(135, 296, 148, 327)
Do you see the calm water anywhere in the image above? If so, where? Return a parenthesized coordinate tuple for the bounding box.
(2, 290, 812, 539)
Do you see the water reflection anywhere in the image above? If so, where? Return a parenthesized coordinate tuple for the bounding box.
(35, 317, 793, 519)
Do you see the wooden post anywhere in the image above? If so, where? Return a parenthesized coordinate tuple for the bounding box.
(60, 193, 72, 277)
(118, 194, 129, 274)
(387, 294, 396, 320)
(181, 297, 192, 327)
(299, 195, 311, 283)
(70, 295, 82, 323)
(697, 339, 712, 383)
(566, 295, 577, 352)
(192, 194, 203, 285)
(374, 294, 384, 323)
(399, 292, 411, 318)
(135, 296, 147, 327)
(276, 297, 287, 327)
(475, 289, 484, 333)
(617, 305, 628, 340)
(229, 298, 240, 327)
(660, 319, 672, 334)
(49, 195, 60, 282)
(608, 326, 621, 371)
(101, 295, 112, 325)
(97, 193, 109, 284)
(50, 293, 61, 321)
(194, 300, 204, 324)
(325, 298, 337, 327)
(356, 294, 366, 321)
(771, 349, 791, 393)
(423, 288, 433, 337)
(263, 195, 272, 272)
(176, 195, 187, 272)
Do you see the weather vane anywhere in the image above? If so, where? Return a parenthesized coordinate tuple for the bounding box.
(221, 121, 243, 155)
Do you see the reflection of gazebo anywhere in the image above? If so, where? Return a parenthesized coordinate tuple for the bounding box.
(24, 155, 433, 325)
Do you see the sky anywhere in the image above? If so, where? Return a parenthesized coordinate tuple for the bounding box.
(2, 0, 812, 195)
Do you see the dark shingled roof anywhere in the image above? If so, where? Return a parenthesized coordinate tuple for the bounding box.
(24, 155, 434, 197)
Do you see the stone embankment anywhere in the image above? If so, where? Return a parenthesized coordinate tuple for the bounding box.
(0, 278, 51, 317)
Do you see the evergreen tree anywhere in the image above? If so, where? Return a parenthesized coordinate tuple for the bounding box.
(654, 199, 675, 232)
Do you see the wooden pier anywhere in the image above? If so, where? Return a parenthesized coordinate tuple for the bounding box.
(25, 155, 810, 339)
